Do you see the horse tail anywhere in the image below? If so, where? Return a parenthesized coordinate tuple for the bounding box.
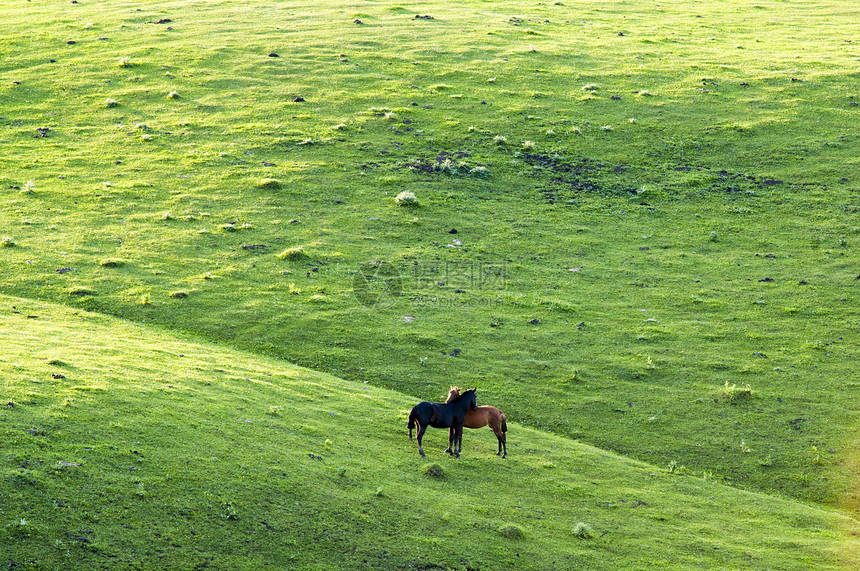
(501, 414, 507, 434)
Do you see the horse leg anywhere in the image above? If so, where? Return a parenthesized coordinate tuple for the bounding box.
(416, 423, 427, 458)
(491, 427, 507, 458)
(446, 427, 455, 456)
(454, 425, 463, 458)
(498, 415, 508, 458)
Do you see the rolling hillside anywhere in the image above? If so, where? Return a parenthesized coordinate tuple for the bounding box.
(2, 295, 859, 568)
(2, 0, 859, 568)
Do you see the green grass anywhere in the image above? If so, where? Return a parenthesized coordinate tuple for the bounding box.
(1, 0, 860, 567)
(1, 295, 859, 569)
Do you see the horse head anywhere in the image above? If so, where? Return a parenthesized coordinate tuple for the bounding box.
(446, 386, 461, 403)
(465, 387, 477, 410)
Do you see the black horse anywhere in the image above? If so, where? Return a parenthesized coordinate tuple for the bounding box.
(407, 388, 477, 458)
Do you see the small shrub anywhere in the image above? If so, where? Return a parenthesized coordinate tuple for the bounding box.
(99, 258, 125, 268)
(433, 159, 462, 175)
(572, 522, 593, 539)
(719, 381, 752, 402)
(69, 285, 95, 297)
(166, 91, 180, 99)
(494, 135, 507, 145)
(422, 463, 445, 478)
(498, 524, 524, 539)
(0, 236, 16, 247)
(394, 191, 419, 206)
(522, 140, 536, 151)
(277, 246, 308, 261)
(105, 98, 119, 108)
(667, 459, 687, 474)
(21, 180, 36, 195)
(5, 518, 32, 539)
(168, 290, 189, 299)
(258, 178, 282, 190)
(117, 56, 133, 68)
(220, 502, 238, 520)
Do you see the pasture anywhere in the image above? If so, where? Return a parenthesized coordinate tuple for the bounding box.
(1, 0, 859, 568)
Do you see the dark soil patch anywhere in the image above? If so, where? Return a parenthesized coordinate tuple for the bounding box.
(520, 152, 797, 203)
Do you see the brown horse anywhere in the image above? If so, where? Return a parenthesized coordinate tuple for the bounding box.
(446, 386, 507, 458)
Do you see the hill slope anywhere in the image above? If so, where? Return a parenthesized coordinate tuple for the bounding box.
(2, 0, 859, 508)
(2, 1, 860, 566)
(1, 295, 859, 569)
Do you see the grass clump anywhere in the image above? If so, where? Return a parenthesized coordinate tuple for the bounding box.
(394, 191, 419, 206)
(99, 258, 126, 268)
(719, 382, 753, 403)
(422, 463, 445, 478)
(572, 522, 593, 539)
(218, 222, 253, 233)
(498, 524, 525, 539)
(0, 236, 16, 247)
(68, 286, 95, 297)
(258, 178, 282, 190)
(276, 246, 308, 261)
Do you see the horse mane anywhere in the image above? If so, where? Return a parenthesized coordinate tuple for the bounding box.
(446, 386, 474, 402)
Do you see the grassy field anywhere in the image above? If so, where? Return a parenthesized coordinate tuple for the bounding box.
(1, 0, 859, 568)
(2, 296, 859, 569)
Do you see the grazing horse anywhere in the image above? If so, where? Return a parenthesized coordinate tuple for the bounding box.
(446, 386, 507, 458)
(408, 388, 477, 458)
